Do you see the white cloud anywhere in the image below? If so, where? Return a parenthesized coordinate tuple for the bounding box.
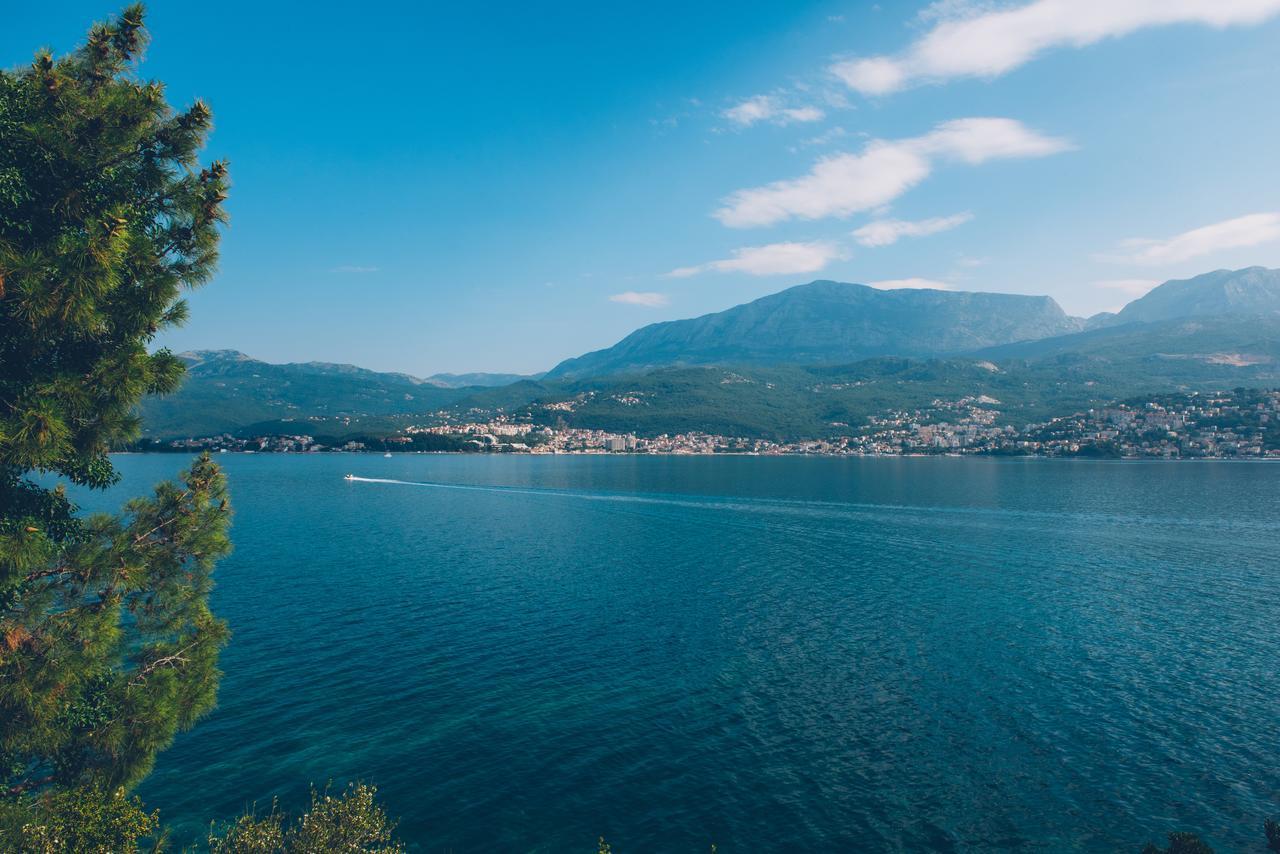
(853, 212, 973, 247)
(723, 95, 826, 127)
(330, 265, 379, 273)
(1093, 278, 1160, 296)
(783, 105, 826, 123)
(913, 117, 1069, 162)
(715, 117, 1068, 228)
(915, 0, 1003, 25)
(832, 0, 1280, 96)
(723, 96, 773, 126)
(1111, 213, 1280, 265)
(609, 291, 670, 307)
(669, 241, 845, 278)
(714, 145, 929, 228)
(869, 278, 954, 290)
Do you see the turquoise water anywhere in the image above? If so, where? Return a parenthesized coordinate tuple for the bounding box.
(80, 455, 1279, 851)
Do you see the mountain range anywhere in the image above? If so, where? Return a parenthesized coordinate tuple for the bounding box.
(140, 266, 1280, 439)
(546, 282, 1084, 379)
(548, 267, 1280, 379)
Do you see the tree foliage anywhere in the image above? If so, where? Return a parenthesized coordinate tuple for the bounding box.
(0, 0, 231, 815)
(0, 11, 410, 851)
(0, 786, 158, 853)
(0, 2, 227, 487)
(207, 783, 404, 854)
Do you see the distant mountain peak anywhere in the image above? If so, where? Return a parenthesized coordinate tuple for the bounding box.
(177, 349, 254, 363)
(1114, 266, 1280, 324)
(171, 349, 541, 391)
(426, 371, 547, 388)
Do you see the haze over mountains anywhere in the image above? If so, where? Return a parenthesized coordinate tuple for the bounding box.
(426, 372, 545, 388)
(1109, 266, 1280, 325)
(546, 282, 1084, 380)
(548, 267, 1280, 379)
(141, 267, 1280, 438)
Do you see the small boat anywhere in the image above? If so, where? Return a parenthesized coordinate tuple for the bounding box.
(344, 473, 355, 481)
(383, 452, 392, 458)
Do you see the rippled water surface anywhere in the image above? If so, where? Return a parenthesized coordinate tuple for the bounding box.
(81, 455, 1280, 851)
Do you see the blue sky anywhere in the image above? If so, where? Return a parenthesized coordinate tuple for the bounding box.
(7, 1, 1280, 374)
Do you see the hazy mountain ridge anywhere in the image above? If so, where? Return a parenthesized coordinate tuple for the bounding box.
(147, 351, 473, 436)
(549, 267, 1280, 381)
(179, 350, 433, 386)
(974, 315, 1280, 364)
(426, 371, 546, 388)
(547, 281, 1084, 380)
(1113, 266, 1280, 324)
(177, 351, 535, 389)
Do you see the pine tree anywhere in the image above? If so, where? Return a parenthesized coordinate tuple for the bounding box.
(0, 1, 232, 809)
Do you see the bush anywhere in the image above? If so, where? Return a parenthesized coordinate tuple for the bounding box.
(209, 783, 403, 854)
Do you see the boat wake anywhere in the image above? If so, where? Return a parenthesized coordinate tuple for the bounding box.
(344, 475, 672, 503)
(339, 473, 1274, 533)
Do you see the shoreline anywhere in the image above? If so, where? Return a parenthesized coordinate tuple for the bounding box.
(110, 450, 1280, 462)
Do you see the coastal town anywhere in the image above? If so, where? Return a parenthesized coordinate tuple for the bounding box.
(136, 388, 1280, 460)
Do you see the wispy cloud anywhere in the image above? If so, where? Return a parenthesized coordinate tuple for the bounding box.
(1093, 278, 1160, 296)
(853, 212, 973, 247)
(609, 291, 670, 307)
(329, 265, 379, 274)
(669, 241, 845, 278)
(869, 278, 953, 290)
(1108, 213, 1280, 265)
(915, 0, 1001, 26)
(715, 118, 1068, 228)
(723, 95, 825, 127)
(831, 0, 1280, 96)
(795, 126, 851, 149)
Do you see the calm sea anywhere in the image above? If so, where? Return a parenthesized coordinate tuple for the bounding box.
(76, 455, 1280, 851)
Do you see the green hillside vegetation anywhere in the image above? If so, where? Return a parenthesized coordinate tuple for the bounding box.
(140, 350, 476, 435)
(438, 317, 1280, 439)
(139, 315, 1280, 442)
(496, 344, 1280, 440)
(974, 315, 1280, 364)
